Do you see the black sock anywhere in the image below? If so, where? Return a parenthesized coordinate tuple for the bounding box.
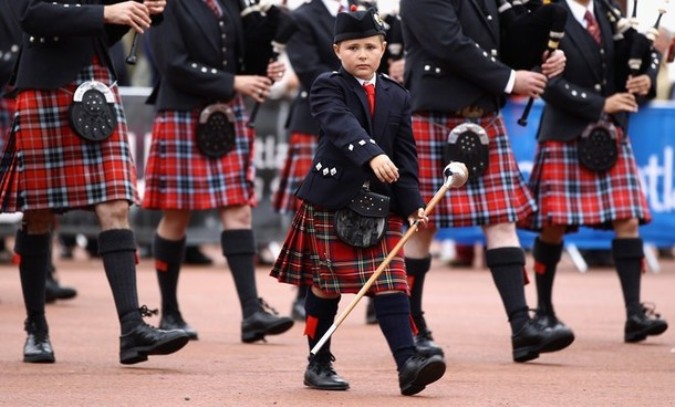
(486, 247, 529, 333)
(405, 256, 431, 331)
(374, 293, 416, 371)
(98, 229, 141, 334)
(304, 290, 340, 356)
(153, 234, 186, 315)
(611, 238, 644, 316)
(221, 229, 260, 318)
(532, 238, 563, 315)
(14, 230, 51, 322)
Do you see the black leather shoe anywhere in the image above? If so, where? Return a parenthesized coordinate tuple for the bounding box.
(120, 323, 190, 365)
(625, 304, 668, 343)
(241, 299, 294, 343)
(414, 328, 444, 357)
(45, 266, 77, 303)
(304, 353, 349, 390)
(160, 312, 199, 340)
(512, 318, 574, 363)
(183, 246, 213, 265)
(533, 311, 575, 339)
(399, 352, 446, 396)
(365, 297, 377, 325)
(291, 298, 306, 321)
(23, 318, 55, 363)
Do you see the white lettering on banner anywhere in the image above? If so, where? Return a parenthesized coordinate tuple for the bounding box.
(639, 146, 674, 213)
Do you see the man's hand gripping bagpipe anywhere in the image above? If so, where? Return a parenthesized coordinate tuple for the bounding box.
(309, 162, 470, 357)
(497, 0, 569, 126)
(112, 0, 165, 65)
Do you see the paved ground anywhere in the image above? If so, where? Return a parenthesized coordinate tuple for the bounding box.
(0, 245, 673, 407)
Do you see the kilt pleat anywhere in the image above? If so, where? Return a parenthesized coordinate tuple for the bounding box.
(412, 112, 536, 228)
(141, 95, 256, 210)
(270, 202, 409, 295)
(521, 132, 650, 231)
(0, 63, 138, 213)
(272, 132, 316, 214)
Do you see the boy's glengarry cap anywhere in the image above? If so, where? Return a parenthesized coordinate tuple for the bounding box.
(334, 7, 386, 43)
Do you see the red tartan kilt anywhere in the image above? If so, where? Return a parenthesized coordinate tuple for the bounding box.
(412, 112, 536, 228)
(270, 202, 409, 295)
(520, 132, 651, 230)
(272, 132, 316, 214)
(142, 97, 256, 210)
(0, 63, 138, 212)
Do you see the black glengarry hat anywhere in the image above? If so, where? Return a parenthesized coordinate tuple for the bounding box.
(334, 6, 386, 43)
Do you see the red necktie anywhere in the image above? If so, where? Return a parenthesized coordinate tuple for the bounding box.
(584, 10, 602, 45)
(363, 83, 375, 116)
(204, 0, 223, 18)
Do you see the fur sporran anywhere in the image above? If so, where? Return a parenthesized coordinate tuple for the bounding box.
(335, 188, 390, 248)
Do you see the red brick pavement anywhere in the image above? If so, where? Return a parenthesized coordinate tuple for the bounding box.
(0, 247, 673, 406)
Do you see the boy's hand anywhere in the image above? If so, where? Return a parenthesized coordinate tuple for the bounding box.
(369, 154, 399, 184)
(625, 74, 651, 96)
(541, 49, 566, 78)
(603, 93, 638, 114)
(408, 208, 428, 229)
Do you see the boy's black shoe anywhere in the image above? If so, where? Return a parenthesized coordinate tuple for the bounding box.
(625, 304, 668, 343)
(23, 318, 55, 363)
(512, 319, 574, 363)
(304, 353, 349, 390)
(241, 299, 294, 343)
(119, 323, 190, 365)
(414, 328, 444, 357)
(532, 310, 575, 339)
(160, 311, 199, 340)
(399, 352, 446, 396)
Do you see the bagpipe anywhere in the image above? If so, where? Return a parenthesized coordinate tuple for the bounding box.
(244, 0, 299, 128)
(497, 0, 569, 126)
(597, 0, 669, 95)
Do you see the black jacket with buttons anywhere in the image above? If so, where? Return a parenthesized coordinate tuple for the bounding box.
(11, 0, 157, 90)
(537, 0, 659, 141)
(147, 0, 277, 111)
(400, 0, 512, 114)
(297, 69, 425, 218)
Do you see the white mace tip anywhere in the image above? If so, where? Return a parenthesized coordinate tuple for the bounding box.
(445, 162, 469, 188)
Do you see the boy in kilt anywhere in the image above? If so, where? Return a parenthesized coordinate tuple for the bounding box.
(142, 0, 294, 343)
(399, 0, 574, 362)
(0, 0, 191, 365)
(272, 0, 358, 322)
(271, 7, 448, 396)
(520, 0, 668, 343)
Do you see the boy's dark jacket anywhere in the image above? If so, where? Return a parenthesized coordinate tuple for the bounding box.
(297, 68, 425, 219)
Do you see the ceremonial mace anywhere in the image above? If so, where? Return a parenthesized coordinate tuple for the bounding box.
(310, 162, 469, 356)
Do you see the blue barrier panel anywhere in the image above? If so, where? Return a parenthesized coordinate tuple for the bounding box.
(437, 99, 675, 249)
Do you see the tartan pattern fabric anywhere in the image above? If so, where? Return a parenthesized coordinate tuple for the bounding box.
(412, 112, 536, 228)
(0, 63, 138, 213)
(270, 202, 409, 295)
(141, 95, 256, 210)
(272, 132, 316, 214)
(520, 132, 651, 231)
